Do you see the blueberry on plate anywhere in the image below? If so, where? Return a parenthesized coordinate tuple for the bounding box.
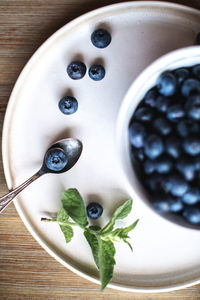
(87, 202, 103, 219)
(67, 61, 86, 80)
(174, 68, 190, 84)
(167, 104, 185, 122)
(182, 187, 200, 205)
(144, 88, 158, 107)
(58, 96, 78, 115)
(155, 95, 171, 113)
(134, 107, 155, 122)
(45, 147, 68, 172)
(144, 134, 164, 159)
(91, 28, 111, 48)
(88, 64, 105, 81)
(181, 78, 200, 97)
(183, 206, 200, 224)
(165, 136, 181, 159)
(183, 136, 200, 156)
(153, 117, 171, 135)
(157, 71, 177, 97)
(129, 122, 146, 148)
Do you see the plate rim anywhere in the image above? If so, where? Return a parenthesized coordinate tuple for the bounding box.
(2, 1, 200, 293)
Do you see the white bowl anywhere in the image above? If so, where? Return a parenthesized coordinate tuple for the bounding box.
(117, 45, 200, 229)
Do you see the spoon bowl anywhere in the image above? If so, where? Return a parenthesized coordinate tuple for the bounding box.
(41, 138, 83, 174)
(0, 138, 83, 213)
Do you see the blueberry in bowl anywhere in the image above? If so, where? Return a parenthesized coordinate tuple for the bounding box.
(117, 46, 200, 230)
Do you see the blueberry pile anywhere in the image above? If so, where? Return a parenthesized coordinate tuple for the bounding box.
(129, 65, 200, 228)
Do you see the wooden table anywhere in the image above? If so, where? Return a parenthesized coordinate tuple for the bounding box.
(0, 0, 200, 299)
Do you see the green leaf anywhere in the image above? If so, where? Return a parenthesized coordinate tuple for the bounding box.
(57, 208, 73, 243)
(59, 224, 73, 243)
(113, 219, 139, 236)
(109, 219, 139, 250)
(98, 238, 116, 291)
(84, 226, 101, 269)
(101, 199, 133, 234)
(57, 207, 69, 223)
(61, 188, 88, 228)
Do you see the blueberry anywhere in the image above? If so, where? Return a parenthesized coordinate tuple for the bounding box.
(144, 134, 164, 159)
(87, 202, 103, 219)
(182, 187, 200, 205)
(153, 117, 171, 135)
(155, 95, 171, 113)
(45, 147, 68, 172)
(88, 64, 105, 81)
(192, 64, 200, 79)
(168, 198, 184, 213)
(174, 68, 190, 84)
(186, 95, 200, 120)
(183, 206, 200, 224)
(183, 136, 200, 156)
(163, 173, 188, 196)
(155, 155, 173, 174)
(91, 28, 111, 48)
(145, 173, 163, 191)
(151, 193, 170, 213)
(195, 156, 200, 171)
(143, 159, 155, 174)
(152, 193, 183, 213)
(176, 120, 189, 137)
(67, 61, 86, 80)
(165, 136, 181, 159)
(157, 71, 177, 96)
(129, 122, 146, 148)
(189, 122, 200, 134)
(176, 156, 195, 181)
(134, 107, 155, 122)
(167, 104, 185, 122)
(131, 147, 145, 162)
(181, 78, 200, 97)
(144, 88, 157, 107)
(58, 96, 78, 115)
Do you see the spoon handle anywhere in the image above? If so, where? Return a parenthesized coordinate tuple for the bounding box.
(0, 171, 42, 213)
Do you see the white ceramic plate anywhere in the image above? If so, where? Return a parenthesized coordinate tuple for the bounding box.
(2, 1, 200, 293)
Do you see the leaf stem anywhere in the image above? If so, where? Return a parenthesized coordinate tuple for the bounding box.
(41, 217, 78, 227)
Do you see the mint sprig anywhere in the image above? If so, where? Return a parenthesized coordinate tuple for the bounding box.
(41, 188, 139, 290)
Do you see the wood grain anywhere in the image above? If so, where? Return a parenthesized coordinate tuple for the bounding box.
(0, 0, 200, 299)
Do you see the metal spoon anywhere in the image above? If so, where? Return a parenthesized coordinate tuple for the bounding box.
(0, 138, 83, 213)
